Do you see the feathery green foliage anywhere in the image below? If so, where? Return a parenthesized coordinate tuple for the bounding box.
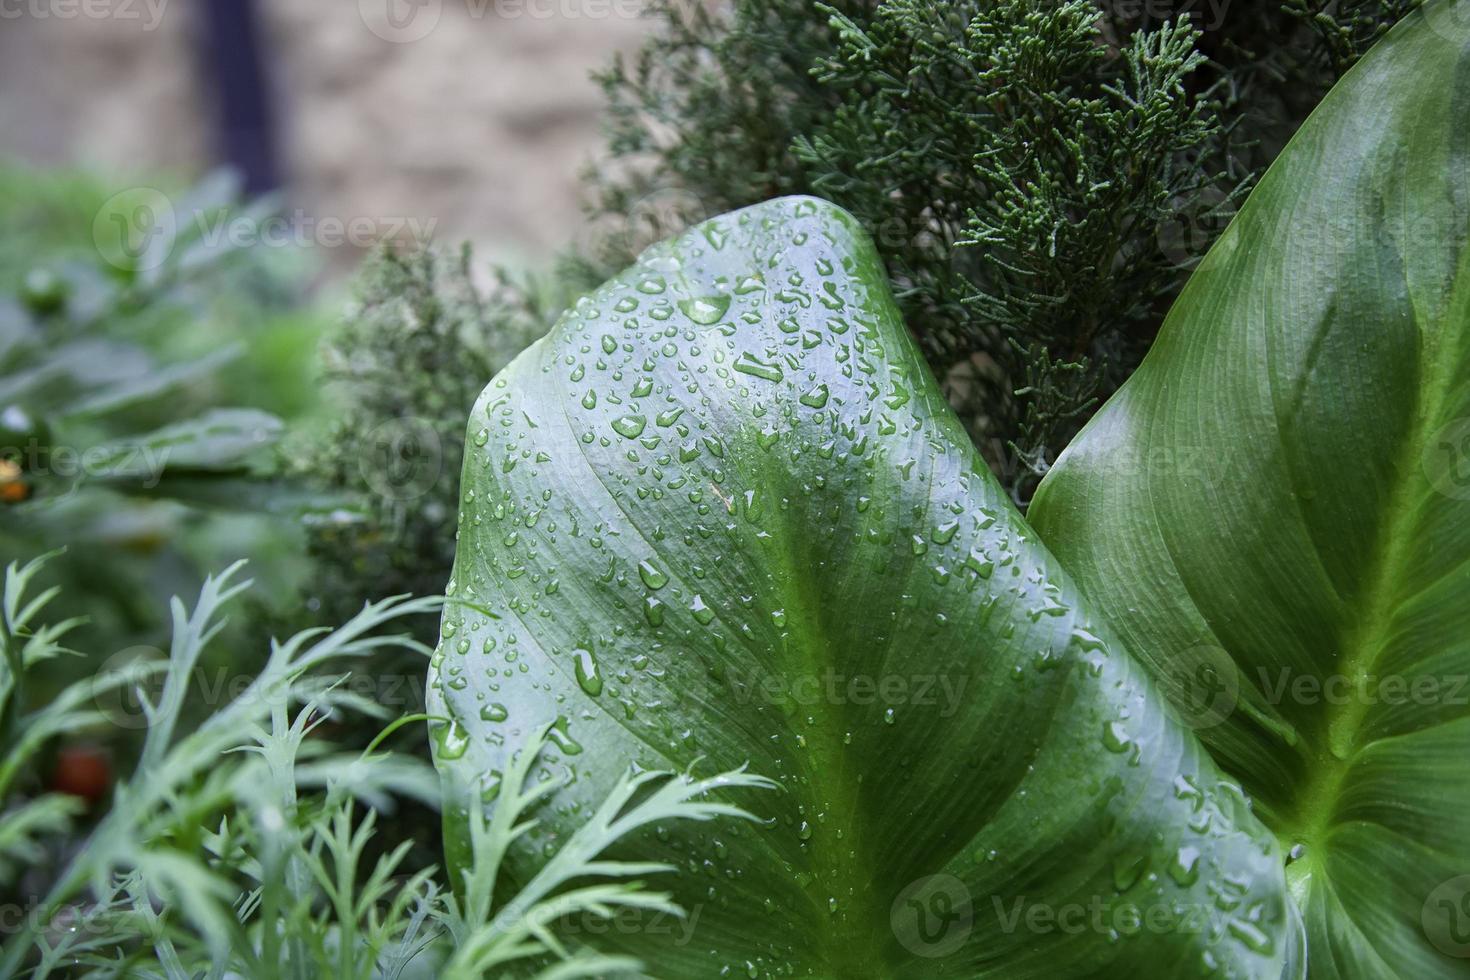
(0, 554, 769, 977)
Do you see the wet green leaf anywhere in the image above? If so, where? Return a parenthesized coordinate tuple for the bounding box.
(430, 197, 1294, 977)
(1031, 6, 1470, 976)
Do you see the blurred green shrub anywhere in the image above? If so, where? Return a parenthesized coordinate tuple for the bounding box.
(286, 246, 593, 636)
(0, 166, 328, 650)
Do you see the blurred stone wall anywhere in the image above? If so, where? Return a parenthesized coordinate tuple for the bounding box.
(0, 0, 654, 270)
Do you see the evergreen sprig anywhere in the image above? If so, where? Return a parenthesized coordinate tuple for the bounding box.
(588, 0, 1417, 502)
(290, 245, 576, 632)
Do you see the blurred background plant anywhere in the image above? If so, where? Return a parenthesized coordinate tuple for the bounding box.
(0, 165, 327, 647)
(285, 246, 590, 635)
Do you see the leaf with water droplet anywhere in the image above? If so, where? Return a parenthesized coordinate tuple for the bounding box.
(612, 414, 646, 439)
(430, 195, 1292, 976)
(573, 647, 604, 697)
(1028, 13, 1470, 974)
(732, 352, 783, 383)
(678, 294, 731, 325)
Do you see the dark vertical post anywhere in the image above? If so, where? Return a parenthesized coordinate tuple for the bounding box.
(198, 0, 280, 195)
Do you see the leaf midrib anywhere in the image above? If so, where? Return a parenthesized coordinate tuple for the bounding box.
(675, 256, 894, 978)
(1280, 233, 1470, 871)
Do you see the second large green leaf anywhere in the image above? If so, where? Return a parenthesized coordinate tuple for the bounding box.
(428, 197, 1294, 977)
(1029, 5, 1470, 977)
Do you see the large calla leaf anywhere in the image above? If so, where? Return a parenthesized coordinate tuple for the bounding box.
(1028, 5, 1470, 977)
(428, 196, 1296, 977)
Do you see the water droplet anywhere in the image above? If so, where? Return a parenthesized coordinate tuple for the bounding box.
(638, 560, 669, 590)
(612, 414, 647, 439)
(547, 716, 584, 755)
(679, 294, 731, 325)
(480, 703, 509, 723)
(733, 353, 784, 383)
(1102, 721, 1131, 753)
(1228, 917, 1273, 954)
(799, 384, 830, 409)
(434, 719, 469, 760)
(734, 274, 763, 294)
(691, 595, 715, 625)
(574, 647, 604, 697)
(1070, 628, 1107, 653)
(1113, 853, 1147, 891)
(1168, 845, 1201, 887)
